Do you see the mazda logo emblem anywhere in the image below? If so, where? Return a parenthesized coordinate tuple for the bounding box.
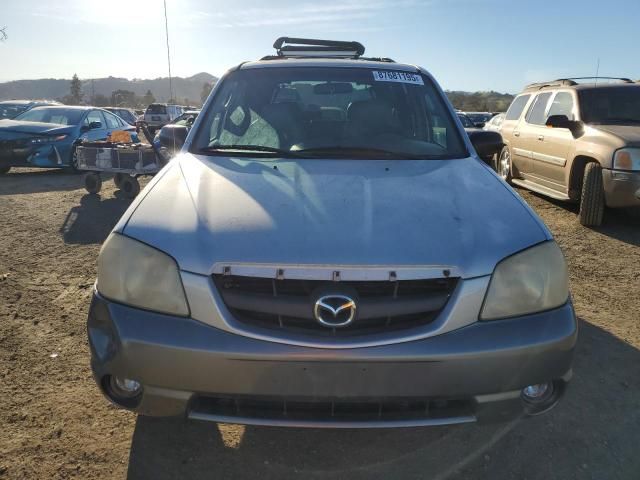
(313, 295, 357, 328)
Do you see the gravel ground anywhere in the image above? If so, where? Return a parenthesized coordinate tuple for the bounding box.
(0, 168, 639, 479)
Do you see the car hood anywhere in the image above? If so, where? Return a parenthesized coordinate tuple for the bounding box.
(592, 124, 640, 145)
(122, 154, 549, 278)
(0, 119, 75, 137)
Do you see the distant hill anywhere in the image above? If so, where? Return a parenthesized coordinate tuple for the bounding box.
(0, 72, 218, 106)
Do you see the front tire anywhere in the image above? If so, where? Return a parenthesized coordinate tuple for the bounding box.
(120, 175, 140, 199)
(496, 146, 512, 183)
(70, 146, 81, 173)
(579, 162, 604, 227)
(84, 173, 102, 194)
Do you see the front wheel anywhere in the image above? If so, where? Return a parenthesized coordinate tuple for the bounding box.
(113, 173, 125, 189)
(579, 162, 604, 227)
(496, 146, 512, 183)
(84, 172, 102, 194)
(120, 175, 140, 199)
(0, 166, 10, 175)
(69, 146, 81, 173)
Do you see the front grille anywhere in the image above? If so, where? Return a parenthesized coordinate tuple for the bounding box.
(213, 275, 458, 337)
(189, 395, 475, 427)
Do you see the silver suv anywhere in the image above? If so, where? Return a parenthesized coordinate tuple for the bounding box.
(88, 38, 576, 428)
(142, 103, 184, 134)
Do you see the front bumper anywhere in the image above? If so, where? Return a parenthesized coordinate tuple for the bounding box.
(0, 143, 71, 168)
(88, 292, 577, 427)
(603, 169, 640, 208)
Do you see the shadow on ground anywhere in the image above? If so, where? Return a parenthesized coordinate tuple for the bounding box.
(60, 193, 130, 244)
(125, 320, 640, 480)
(0, 168, 83, 195)
(522, 189, 640, 247)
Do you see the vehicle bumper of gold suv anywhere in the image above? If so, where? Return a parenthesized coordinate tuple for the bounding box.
(602, 169, 640, 208)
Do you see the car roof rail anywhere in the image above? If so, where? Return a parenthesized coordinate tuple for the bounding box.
(526, 77, 634, 90)
(561, 76, 634, 83)
(525, 79, 578, 89)
(271, 37, 366, 58)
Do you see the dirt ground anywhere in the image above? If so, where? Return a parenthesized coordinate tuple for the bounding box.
(0, 168, 639, 480)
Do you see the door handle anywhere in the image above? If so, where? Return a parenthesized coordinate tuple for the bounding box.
(537, 135, 544, 141)
(514, 131, 520, 137)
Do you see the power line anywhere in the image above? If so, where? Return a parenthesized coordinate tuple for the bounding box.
(163, 0, 173, 102)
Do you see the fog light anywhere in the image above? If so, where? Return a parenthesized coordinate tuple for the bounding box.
(523, 383, 550, 400)
(521, 381, 560, 416)
(111, 376, 141, 397)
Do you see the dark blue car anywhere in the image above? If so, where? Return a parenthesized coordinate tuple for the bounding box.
(0, 106, 136, 174)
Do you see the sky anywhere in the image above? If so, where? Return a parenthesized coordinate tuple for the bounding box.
(1, 0, 639, 93)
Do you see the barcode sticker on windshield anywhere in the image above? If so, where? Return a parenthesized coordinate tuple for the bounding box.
(372, 71, 424, 85)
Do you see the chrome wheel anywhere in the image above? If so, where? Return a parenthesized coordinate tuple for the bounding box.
(498, 148, 511, 180)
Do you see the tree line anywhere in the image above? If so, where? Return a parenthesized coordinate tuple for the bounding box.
(445, 90, 514, 113)
(60, 73, 215, 109)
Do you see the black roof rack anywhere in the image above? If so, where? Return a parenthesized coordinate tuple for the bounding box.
(272, 37, 365, 58)
(526, 77, 634, 90)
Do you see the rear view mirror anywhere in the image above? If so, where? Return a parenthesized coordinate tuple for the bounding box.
(313, 82, 353, 95)
(467, 130, 503, 162)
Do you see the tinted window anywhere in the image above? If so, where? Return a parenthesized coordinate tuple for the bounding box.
(193, 67, 467, 159)
(103, 112, 121, 129)
(547, 92, 574, 120)
(579, 86, 640, 124)
(505, 95, 530, 121)
(526, 93, 552, 125)
(16, 107, 85, 125)
(146, 104, 167, 114)
(86, 110, 105, 127)
(0, 103, 30, 119)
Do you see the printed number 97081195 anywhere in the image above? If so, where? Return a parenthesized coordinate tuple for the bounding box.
(372, 71, 424, 85)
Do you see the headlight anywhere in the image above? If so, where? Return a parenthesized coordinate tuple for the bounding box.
(613, 148, 640, 171)
(481, 241, 568, 320)
(30, 134, 68, 145)
(97, 233, 189, 316)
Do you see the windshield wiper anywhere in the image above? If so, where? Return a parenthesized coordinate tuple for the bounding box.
(292, 146, 426, 159)
(198, 144, 296, 156)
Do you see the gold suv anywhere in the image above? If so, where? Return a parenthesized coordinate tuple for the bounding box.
(497, 77, 640, 226)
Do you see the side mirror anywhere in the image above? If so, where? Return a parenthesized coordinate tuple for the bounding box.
(546, 115, 583, 136)
(545, 115, 571, 129)
(158, 124, 188, 152)
(475, 122, 486, 129)
(468, 130, 503, 162)
(89, 121, 102, 130)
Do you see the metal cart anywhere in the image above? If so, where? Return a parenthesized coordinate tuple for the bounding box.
(75, 141, 161, 198)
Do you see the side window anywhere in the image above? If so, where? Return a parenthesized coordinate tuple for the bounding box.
(526, 92, 552, 125)
(547, 92, 575, 120)
(103, 112, 121, 129)
(505, 94, 531, 121)
(85, 110, 105, 128)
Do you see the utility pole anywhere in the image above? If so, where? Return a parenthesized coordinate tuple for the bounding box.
(163, 0, 174, 103)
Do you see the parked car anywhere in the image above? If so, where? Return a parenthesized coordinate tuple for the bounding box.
(497, 77, 640, 226)
(152, 110, 200, 163)
(105, 107, 138, 126)
(457, 112, 476, 129)
(0, 106, 136, 174)
(0, 99, 61, 120)
(142, 103, 184, 134)
(463, 111, 493, 128)
(88, 37, 576, 428)
(483, 113, 505, 132)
